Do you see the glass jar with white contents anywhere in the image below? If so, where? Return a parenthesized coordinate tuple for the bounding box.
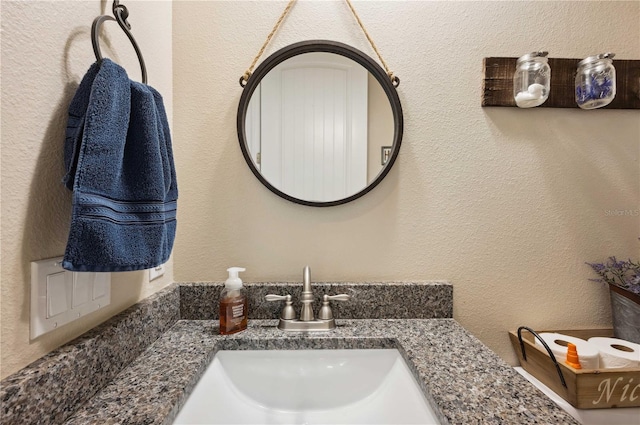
(513, 52, 551, 108)
(575, 53, 616, 109)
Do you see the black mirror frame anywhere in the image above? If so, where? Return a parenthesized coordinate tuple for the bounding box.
(237, 40, 403, 207)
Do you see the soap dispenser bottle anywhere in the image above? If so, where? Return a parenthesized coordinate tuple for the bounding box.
(219, 267, 248, 335)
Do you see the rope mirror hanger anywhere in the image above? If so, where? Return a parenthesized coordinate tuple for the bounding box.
(239, 0, 400, 88)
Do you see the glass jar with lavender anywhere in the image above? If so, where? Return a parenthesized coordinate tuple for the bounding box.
(513, 51, 550, 108)
(575, 53, 616, 109)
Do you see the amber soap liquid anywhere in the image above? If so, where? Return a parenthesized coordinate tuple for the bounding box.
(219, 297, 248, 335)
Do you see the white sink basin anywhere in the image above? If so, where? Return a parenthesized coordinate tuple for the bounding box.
(173, 349, 441, 424)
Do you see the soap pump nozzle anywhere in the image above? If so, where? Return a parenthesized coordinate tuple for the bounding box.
(225, 267, 246, 290)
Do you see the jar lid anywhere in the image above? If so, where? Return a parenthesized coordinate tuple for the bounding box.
(578, 53, 615, 66)
(516, 51, 549, 65)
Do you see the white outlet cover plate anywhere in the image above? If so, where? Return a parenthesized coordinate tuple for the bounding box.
(149, 263, 166, 281)
(30, 257, 111, 340)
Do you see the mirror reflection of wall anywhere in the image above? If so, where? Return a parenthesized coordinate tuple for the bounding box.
(245, 52, 394, 203)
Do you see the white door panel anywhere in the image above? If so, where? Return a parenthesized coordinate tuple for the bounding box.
(259, 53, 368, 202)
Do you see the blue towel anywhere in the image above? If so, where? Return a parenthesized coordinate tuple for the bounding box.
(62, 59, 177, 272)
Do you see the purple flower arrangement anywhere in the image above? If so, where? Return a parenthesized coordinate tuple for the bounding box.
(587, 256, 640, 297)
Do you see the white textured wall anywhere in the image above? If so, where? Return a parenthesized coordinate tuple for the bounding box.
(1, 0, 173, 379)
(173, 1, 640, 365)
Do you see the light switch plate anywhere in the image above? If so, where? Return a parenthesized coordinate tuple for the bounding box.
(46, 272, 70, 317)
(31, 257, 111, 340)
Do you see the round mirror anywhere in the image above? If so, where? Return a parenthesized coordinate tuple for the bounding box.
(237, 40, 403, 207)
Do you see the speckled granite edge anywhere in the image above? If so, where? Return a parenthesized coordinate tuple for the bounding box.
(180, 281, 453, 320)
(2, 281, 574, 425)
(0, 281, 450, 425)
(0, 283, 180, 425)
(63, 320, 578, 425)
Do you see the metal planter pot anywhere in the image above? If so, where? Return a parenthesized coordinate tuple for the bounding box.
(609, 284, 640, 344)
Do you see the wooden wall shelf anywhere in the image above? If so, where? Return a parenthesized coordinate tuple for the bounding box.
(482, 57, 640, 109)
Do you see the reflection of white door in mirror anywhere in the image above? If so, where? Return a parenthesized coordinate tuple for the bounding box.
(246, 53, 368, 203)
(245, 85, 261, 167)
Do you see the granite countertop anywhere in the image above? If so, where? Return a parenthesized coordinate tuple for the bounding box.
(1, 282, 577, 424)
(64, 319, 576, 424)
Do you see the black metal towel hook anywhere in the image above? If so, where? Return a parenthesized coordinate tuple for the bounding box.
(112, 0, 130, 28)
(91, 0, 147, 84)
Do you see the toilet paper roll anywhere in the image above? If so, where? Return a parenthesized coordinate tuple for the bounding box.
(587, 337, 640, 369)
(534, 333, 600, 369)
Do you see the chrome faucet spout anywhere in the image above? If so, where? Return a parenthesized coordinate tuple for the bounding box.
(299, 266, 314, 321)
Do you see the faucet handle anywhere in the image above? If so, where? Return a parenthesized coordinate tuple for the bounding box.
(265, 294, 288, 302)
(265, 294, 296, 320)
(326, 294, 350, 302)
(318, 294, 350, 320)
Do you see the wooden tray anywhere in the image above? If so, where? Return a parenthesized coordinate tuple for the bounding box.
(509, 328, 640, 409)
